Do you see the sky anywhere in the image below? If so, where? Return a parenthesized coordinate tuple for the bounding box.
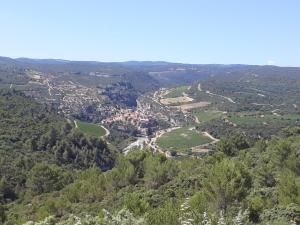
(0, 0, 299, 66)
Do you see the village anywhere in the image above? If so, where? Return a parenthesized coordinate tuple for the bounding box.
(24, 69, 210, 158)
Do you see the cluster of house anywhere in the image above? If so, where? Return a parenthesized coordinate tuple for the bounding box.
(102, 108, 151, 134)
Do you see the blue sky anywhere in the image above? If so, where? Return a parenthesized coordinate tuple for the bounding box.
(0, 0, 299, 66)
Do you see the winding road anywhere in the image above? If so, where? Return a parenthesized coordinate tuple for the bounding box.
(198, 82, 235, 103)
(205, 90, 236, 103)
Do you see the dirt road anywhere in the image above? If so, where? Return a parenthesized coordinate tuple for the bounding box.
(205, 91, 236, 104)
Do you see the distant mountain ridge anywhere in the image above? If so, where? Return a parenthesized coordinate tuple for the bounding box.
(1, 55, 300, 89)
(0, 56, 173, 67)
(1, 55, 297, 68)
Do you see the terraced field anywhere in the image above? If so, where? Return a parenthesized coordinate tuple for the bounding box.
(75, 120, 107, 137)
(156, 127, 212, 152)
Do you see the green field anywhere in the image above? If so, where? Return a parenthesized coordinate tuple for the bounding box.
(193, 111, 223, 123)
(165, 85, 190, 98)
(76, 120, 107, 137)
(228, 113, 300, 126)
(156, 127, 212, 152)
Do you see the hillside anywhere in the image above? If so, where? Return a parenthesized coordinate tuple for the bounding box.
(2, 126, 300, 224)
(0, 90, 116, 223)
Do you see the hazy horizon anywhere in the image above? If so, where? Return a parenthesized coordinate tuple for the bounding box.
(3, 55, 299, 67)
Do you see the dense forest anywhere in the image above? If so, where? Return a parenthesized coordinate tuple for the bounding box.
(0, 90, 116, 224)
(0, 91, 299, 224)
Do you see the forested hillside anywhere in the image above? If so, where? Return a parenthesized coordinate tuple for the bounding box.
(4, 134, 300, 224)
(0, 92, 299, 224)
(0, 90, 116, 224)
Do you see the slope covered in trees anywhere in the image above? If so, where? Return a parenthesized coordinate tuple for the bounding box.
(0, 90, 116, 224)
(2, 129, 299, 224)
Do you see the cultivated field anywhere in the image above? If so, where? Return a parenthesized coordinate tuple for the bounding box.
(160, 96, 194, 105)
(75, 120, 107, 137)
(193, 111, 223, 123)
(156, 127, 212, 152)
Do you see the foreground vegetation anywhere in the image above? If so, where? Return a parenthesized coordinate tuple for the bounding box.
(4, 131, 299, 224)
